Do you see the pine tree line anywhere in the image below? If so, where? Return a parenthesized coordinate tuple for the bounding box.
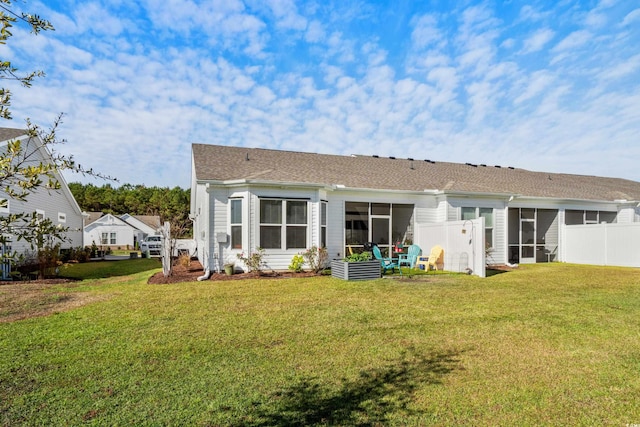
(68, 183, 191, 237)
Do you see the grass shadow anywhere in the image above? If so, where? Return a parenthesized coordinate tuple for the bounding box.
(238, 348, 464, 426)
(485, 268, 513, 277)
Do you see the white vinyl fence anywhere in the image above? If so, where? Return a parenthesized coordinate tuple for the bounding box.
(414, 218, 486, 278)
(563, 223, 640, 267)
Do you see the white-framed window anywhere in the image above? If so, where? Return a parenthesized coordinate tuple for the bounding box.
(101, 232, 108, 245)
(36, 209, 45, 222)
(0, 199, 9, 214)
(110, 232, 116, 244)
(565, 210, 617, 225)
(321, 201, 327, 248)
(230, 198, 242, 249)
(58, 212, 67, 223)
(259, 199, 308, 249)
(461, 207, 494, 248)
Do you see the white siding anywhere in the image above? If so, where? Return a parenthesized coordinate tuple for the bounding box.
(617, 206, 636, 223)
(206, 186, 323, 272)
(2, 138, 83, 254)
(445, 197, 509, 265)
(491, 207, 507, 265)
(85, 223, 135, 248)
(211, 190, 229, 272)
(192, 174, 639, 272)
(326, 198, 344, 259)
(412, 195, 438, 225)
(192, 184, 209, 268)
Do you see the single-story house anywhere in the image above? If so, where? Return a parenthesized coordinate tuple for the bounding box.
(84, 212, 160, 249)
(0, 127, 84, 278)
(190, 143, 640, 275)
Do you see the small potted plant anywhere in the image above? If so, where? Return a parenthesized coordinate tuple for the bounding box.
(224, 262, 235, 275)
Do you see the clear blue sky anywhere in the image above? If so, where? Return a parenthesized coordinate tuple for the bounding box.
(4, 0, 640, 187)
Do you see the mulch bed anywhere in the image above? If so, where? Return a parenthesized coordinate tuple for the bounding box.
(147, 261, 320, 284)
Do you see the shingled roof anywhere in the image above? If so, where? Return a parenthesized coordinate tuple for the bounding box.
(192, 144, 640, 202)
(130, 215, 161, 230)
(0, 127, 28, 142)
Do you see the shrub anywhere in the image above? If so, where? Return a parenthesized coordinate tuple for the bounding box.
(302, 245, 329, 273)
(67, 246, 92, 263)
(15, 245, 63, 279)
(237, 247, 267, 274)
(288, 254, 305, 273)
(177, 253, 191, 268)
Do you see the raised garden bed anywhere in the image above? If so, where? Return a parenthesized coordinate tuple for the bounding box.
(331, 259, 381, 280)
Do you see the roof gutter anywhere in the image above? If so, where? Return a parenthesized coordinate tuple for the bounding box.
(508, 195, 636, 204)
(200, 179, 331, 190)
(331, 185, 429, 195)
(435, 190, 519, 199)
(444, 191, 632, 205)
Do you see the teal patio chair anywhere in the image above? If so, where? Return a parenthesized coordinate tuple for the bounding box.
(398, 244, 421, 269)
(372, 245, 402, 275)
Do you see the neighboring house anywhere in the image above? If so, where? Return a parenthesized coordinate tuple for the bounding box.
(84, 213, 160, 249)
(119, 214, 162, 248)
(190, 143, 640, 274)
(0, 128, 84, 278)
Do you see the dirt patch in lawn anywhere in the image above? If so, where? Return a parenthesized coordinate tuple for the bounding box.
(0, 280, 108, 323)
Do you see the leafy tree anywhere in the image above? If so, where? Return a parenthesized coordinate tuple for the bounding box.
(0, 0, 54, 119)
(69, 183, 192, 238)
(1, 118, 111, 267)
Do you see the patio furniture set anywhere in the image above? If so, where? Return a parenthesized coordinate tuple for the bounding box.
(372, 244, 444, 275)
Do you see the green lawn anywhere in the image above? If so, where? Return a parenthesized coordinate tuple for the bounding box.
(58, 258, 161, 280)
(1, 263, 640, 425)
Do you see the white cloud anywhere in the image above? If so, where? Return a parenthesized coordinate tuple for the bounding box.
(621, 8, 640, 26)
(550, 30, 592, 64)
(5, 0, 640, 188)
(514, 71, 555, 104)
(598, 54, 640, 80)
(522, 28, 555, 53)
(305, 20, 325, 43)
(265, 0, 307, 30)
(518, 5, 550, 22)
(72, 2, 128, 36)
(552, 30, 592, 52)
(326, 32, 356, 63)
(410, 14, 444, 49)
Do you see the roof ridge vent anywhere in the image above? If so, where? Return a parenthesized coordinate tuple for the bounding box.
(389, 156, 396, 159)
(372, 155, 379, 158)
(494, 165, 502, 168)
